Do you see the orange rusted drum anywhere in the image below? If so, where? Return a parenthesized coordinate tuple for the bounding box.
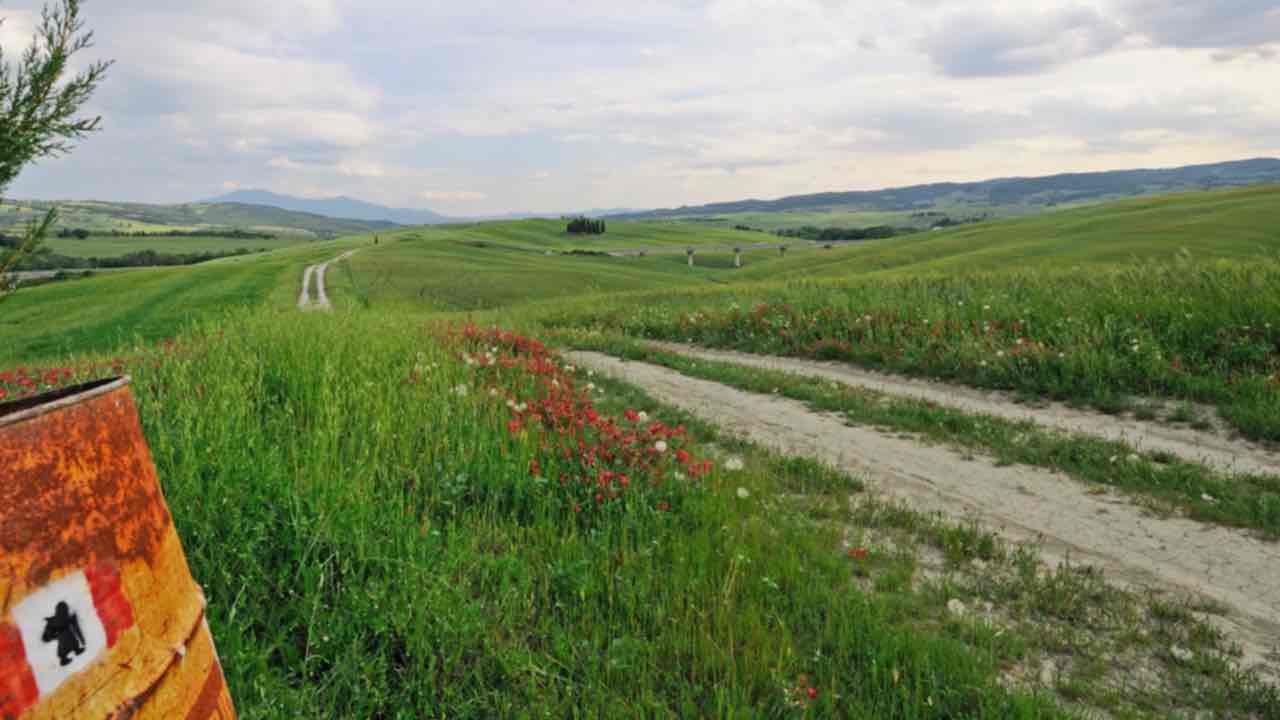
(0, 378, 235, 719)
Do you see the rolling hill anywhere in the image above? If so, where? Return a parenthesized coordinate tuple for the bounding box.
(0, 199, 396, 239)
(205, 189, 452, 225)
(611, 157, 1280, 222)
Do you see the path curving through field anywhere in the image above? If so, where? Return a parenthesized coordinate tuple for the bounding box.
(297, 250, 358, 311)
(566, 350, 1280, 675)
(647, 342, 1280, 477)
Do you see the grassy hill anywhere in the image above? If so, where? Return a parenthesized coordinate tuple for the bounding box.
(0, 236, 368, 363)
(7, 184, 1279, 365)
(728, 184, 1280, 281)
(613, 157, 1280, 228)
(40, 233, 305, 258)
(0, 199, 396, 239)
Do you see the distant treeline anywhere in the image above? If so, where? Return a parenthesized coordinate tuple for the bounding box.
(0, 235, 266, 270)
(566, 216, 607, 235)
(54, 227, 277, 239)
(774, 225, 900, 241)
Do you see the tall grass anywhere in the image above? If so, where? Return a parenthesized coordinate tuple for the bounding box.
(537, 260, 1280, 441)
(86, 309, 1063, 717)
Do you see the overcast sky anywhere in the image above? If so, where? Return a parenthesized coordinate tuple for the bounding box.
(2, 0, 1278, 214)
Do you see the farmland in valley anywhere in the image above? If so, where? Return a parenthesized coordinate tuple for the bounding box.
(39, 232, 305, 258)
(4, 185, 1280, 718)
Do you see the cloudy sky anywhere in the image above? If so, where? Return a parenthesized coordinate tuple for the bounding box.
(2, 0, 1278, 215)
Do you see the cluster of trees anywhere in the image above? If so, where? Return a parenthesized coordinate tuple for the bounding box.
(55, 227, 277, 240)
(566, 216, 607, 235)
(774, 225, 899, 242)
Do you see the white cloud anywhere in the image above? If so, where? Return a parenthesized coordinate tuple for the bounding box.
(420, 191, 486, 202)
(3, 0, 1278, 212)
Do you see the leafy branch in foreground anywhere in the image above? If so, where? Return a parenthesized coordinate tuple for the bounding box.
(0, 0, 110, 299)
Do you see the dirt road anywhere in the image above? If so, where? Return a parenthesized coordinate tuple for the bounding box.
(648, 342, 1280, 477)
(567, 350, 1280, 673)
(297, 250, 358, 311)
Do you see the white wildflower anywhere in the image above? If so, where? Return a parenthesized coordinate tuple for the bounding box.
(725, 457, 745, 471)
(736, 487, 751, 499)
(654, 440, 668, 453)
(638, 411, 650, 423)
(453, 384, 468, 397)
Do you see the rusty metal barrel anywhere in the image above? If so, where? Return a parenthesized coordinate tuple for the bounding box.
(0, 377, 235, 719)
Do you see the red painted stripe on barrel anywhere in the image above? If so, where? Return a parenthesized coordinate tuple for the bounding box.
(0, 622, 38, 717)
(86, 562, 134, 648)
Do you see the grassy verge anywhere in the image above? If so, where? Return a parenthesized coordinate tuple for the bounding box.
(570, 340, 1280, 718)
(546, 329, 1280, 538)
(536, 259, 1280, 443)
(42, 309, 1074, 718)
(4, 308, 1276, 716)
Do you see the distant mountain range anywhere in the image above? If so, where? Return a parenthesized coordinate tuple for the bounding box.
(205, 190, 454, 226)
(607, 158, 1280, 220)
(203, 189, 642, 225)
(201, 158, 1280, 228)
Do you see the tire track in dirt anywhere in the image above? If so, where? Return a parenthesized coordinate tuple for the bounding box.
(647, 342, 1280, 477)
(297, 250, 358, 311)
(567, 351, 1280, 674)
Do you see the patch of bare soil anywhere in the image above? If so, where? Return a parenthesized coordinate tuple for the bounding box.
(567, 351, 1280, 677)
(649, 342, 1280, 477)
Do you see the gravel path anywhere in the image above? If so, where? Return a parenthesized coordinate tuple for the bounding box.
(297, 250, 358, 311)
(567, 350, 1280, 673)
(648, 342, 1280, 477)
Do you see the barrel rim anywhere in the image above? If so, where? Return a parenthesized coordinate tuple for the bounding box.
(0, 376, 131, 428)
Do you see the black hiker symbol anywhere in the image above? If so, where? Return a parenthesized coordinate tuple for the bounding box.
(42, 601, 87, 666)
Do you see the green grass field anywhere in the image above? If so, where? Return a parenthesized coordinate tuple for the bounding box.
(0, 237, 366, 363)
(4, 186, 1280, 717)
(727, 185, 1280, 281)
